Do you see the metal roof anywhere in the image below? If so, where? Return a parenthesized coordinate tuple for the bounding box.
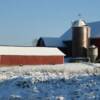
(72, 19, 86, 27)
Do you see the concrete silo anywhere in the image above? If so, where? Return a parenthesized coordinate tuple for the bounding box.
(72, 19, 91, 57)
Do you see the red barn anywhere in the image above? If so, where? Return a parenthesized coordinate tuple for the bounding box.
(37, 21, 100, 59)
(0, 46, 65, 65)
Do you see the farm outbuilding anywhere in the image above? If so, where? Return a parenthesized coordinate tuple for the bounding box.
(0, 46, 65, 65)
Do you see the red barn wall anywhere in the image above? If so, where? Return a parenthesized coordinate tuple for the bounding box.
(0, 55, 64, 65)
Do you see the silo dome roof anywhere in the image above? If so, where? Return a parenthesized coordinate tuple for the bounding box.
(72, 19, 86, 27)
(89, 45, 97, 48)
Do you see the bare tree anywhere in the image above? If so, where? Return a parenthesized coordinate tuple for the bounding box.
(32, 38, 38, 46)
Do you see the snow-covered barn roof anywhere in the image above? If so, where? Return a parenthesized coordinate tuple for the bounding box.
(89, 21, 100, 38)
(0, 46, 65, 56)
(41, 37, 65, 47)
(38, 21, 100, 47)
(61, 21, 100, 41)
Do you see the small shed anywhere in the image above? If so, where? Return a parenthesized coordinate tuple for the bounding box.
(0, 46, 65, 65)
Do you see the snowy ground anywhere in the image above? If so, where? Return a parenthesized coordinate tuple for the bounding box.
(0, 63, 100, 100)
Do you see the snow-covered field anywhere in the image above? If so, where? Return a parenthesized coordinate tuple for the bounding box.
(0, 63, 100, 100)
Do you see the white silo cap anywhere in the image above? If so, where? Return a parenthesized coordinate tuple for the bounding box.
(89, 45, 97, 48)
(72, 19, 86, 27)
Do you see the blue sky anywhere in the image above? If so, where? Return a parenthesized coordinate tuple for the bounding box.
(0, 0, 100, 46)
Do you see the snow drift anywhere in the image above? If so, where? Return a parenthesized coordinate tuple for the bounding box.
(0, 63, 100, 100)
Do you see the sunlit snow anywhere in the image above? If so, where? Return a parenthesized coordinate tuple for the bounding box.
(0, 63, 100, 100)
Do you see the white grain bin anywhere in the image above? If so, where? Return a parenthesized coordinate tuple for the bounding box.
(88, 45, 98, 62)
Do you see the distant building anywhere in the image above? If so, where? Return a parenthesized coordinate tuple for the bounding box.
(0, 46, 65, 65)
(37, 20, 100, 58)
